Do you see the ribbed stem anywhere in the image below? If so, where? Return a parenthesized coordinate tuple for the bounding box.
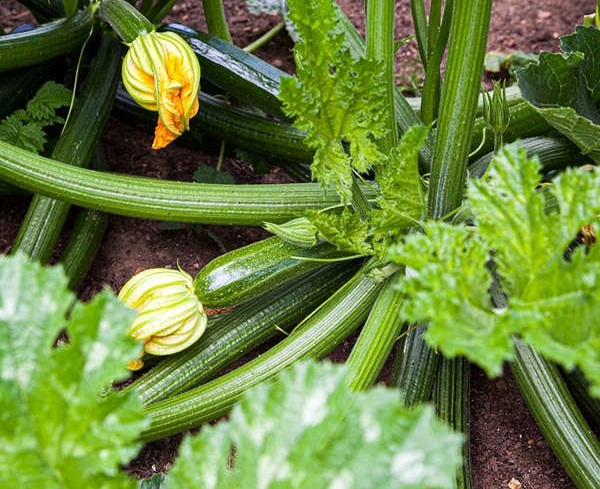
(201, 0, 232, 43)
(511, 341, 600, 489)
(346, 277, 405, 391)
(427, 0, 493, 218)
(435, 357, 472, 489)
(58, 147, 110, 291)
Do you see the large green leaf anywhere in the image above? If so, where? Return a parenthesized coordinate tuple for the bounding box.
(391, 144, 600, 395)
(165, 360, 462, 489)
(517, 26, 600, 161)
(0, 253, 147, 487)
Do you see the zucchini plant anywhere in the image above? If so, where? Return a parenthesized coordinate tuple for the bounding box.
(0, 0, 598, 487)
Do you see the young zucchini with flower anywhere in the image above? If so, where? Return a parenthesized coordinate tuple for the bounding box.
(98, 0, 200, 149)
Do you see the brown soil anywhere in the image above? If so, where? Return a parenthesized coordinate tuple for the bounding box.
(1, 1, 598, 488)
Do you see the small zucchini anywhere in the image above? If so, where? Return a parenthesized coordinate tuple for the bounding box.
(0, 8, 92, 71)
(193, 235, 349, 309)
(141, 259, 383, 442)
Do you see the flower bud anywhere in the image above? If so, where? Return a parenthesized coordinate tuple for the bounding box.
(118, 267, 207, 364)
(122, 31, 201, 150)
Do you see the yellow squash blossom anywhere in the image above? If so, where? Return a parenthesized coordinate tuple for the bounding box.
(122, 31, 201, 150)
(118, 267, 207, 369)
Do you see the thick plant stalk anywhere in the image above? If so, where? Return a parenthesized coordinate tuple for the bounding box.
(346, 277, 405, 391)
(10, 33, 121, 262)
(201, 0, 233, 43)
(435, 357, 472, 489)
(427, 0, 493, 218)
(58, 147, 110, 291)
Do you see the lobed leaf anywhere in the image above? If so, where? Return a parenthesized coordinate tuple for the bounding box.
(165, 361, 462, 489)
(279, 0, 387, 202)
(390, 144, 600, 394)
(0, 253, 148, 487)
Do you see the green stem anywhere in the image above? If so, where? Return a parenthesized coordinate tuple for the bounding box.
(393, 323, 440, 406)
(10, 33, 121, 262)
(427, 0, 493, 218)
(435, 357, 472, 489)
(201, 0, 232, 43)
(243, 21, 286, 53)
(58, 147, 110, 291)
(419, 0, 453, 125)
(410, 0, 429, 68)
(366, 0, 398, 149)
(346, 277, 405, 391)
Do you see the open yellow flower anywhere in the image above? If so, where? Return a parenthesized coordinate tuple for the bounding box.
(118, 267, 207, 369)
(122, 31, 201, 150)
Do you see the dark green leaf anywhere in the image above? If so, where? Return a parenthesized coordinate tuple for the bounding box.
(517, 26, 600, 161)
(193, 164, 235, 184)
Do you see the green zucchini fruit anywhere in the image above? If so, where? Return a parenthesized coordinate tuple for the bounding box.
(114, 87, 313, 163)
(0, 8, 92, 71)
(132, 261, 360, 405)
(162, 23, 291, 117)
(193, 235, 349, 308)
(140, 259, 383, 442)
(511, 341, 600, 489)
(0, 139, 379, 226)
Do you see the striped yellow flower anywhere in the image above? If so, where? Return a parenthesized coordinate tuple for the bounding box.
(122, 31, 200, 150)
(118, 267, 207, 368)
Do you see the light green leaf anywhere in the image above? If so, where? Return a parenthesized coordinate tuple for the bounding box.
(390, 223, 515, 376)
(279, 0, 387, 202)
(165, 361, 462, 489)
(390, 143, 600, 394)
(0, 253, 147, 487)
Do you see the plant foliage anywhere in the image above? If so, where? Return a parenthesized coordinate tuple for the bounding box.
(0, 81, 72, 154)
(517, 25, 600, 162)
(0, 253, 147, 488)
(159, 361, 462, 489)
(389, 144, 600, 395)
(279, 0, 388, 203)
